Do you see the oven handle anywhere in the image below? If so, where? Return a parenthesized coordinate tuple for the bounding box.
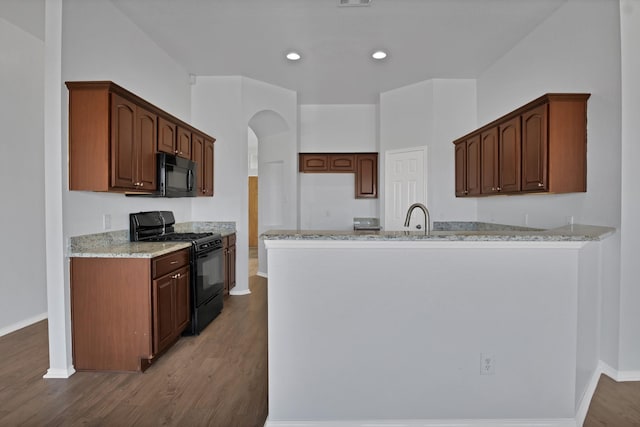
(197, 247, 223, 258)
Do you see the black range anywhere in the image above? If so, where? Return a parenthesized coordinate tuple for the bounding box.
(130, 211, 224, 335)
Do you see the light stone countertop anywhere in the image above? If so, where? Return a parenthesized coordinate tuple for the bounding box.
(69, 221, 236, 258)
(261, 222, 615, 242)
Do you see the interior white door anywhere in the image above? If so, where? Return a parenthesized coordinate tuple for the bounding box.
(384, 147, 427, 231)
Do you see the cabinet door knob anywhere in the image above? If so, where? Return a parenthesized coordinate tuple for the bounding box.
(538, 183, 544, 187)
(491, 187, 496, 191)
(497, 187, 502, 191)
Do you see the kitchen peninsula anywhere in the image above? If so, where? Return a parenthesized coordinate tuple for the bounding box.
(262, 222, 614, 426)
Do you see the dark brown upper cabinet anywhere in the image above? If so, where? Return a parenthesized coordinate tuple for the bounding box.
(453, 93, 589, 197)
(454, 135, 480, 196)
(191, 132, 215, 197)
(66, 81, 215, 195)
(299, 152, 378, 199)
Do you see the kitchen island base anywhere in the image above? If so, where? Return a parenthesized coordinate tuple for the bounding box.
(263, 239, 605, 426)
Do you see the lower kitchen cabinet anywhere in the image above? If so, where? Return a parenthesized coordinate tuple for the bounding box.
(70, 248, 190, 372)
(223, 233, 236, 295)
(152, 264, 190, 355)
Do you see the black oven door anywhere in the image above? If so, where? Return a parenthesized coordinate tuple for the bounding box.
(194, 246, 224, 306)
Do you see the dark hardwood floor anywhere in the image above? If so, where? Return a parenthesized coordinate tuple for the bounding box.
(585, 374, 640, 426)
(1, 252, 639, 427)
(0, 257, 268, 427)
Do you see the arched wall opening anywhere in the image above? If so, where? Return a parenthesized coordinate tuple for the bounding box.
(248, 109, 291, 276)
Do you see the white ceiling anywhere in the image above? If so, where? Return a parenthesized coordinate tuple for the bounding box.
(1, 0, 568, 104)
(109, 0, 567, 104)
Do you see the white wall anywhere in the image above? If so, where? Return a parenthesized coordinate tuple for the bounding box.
(379, 79, 477, 224)
(475, 0, 621, 230)
(0, 16, 47, 334)
(474, 0, 626, 374)
(299, 105, 378, 230)
(61, 0, 194, 237)
(618, 0, 640, 373)
(191, 76, 297, 284)
(39, 0, 196, 374)
(248, 128, 258, 177)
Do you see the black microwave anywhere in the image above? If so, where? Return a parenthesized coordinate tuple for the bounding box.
(157, 153, 197, 197)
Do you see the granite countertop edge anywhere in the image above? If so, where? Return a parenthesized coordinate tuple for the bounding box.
(69, 221, 236, 258)
(260, 223, 616, 243)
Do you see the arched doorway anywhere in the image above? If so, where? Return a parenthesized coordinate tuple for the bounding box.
(247, 110, 291, 277)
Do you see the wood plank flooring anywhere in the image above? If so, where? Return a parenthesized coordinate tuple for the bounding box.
(584, 374, 640, 426)
(0, 257, 267, 427)
(1, 254, 639, 427)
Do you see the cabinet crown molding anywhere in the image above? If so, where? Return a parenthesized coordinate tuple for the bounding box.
(65, 80, 216, 142)
(453, 93, 590, 144)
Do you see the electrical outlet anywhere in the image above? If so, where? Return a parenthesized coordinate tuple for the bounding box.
(524, 213, 529, 226)
(566, 215, 574, 225)
(103, 214, 112, 230)
(480, 353, 495, 375)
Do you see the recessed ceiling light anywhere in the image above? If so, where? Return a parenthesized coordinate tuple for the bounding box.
(338, 0, 371, 7)
(372, 50, 387, 60)
(286, 51, 301, 61)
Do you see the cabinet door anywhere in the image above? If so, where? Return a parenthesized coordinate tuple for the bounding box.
(466, 135, 481, 196)
(481, 128, 499, 194)
(203, 138, 214, 196)
(522, 104, 548, 191)
(223, 238, 230, 295)
(176, 126, 192, 159)
(111, 94, 137, 189)
(153, 275, 176, 355)
(175, 266, 190, 333)
(499, 116, 521, 193)
(329, 154, 355, 172)
(192, 133, 204, 195)
(299, 154, 328, 172)
(356, 154, 378, 198)
(136, 106, 157, 190)
(454, 142, 467, 197)
(158, 117, 176, 155)
(228, 243, 236, 291)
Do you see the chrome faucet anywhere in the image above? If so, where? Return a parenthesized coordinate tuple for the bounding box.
(404, 203, 431, 235)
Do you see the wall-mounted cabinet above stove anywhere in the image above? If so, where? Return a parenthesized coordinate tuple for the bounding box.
(299, 152, 378, 199)
(66, 81, 216, 196)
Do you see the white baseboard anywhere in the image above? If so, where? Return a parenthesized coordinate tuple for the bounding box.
(0, 312, 48, 337)
(263, 358, 640, 427)
(43, 366, 76, 379)
(264, 418, 577, 427)
(575, 364, 604, 427)
(230, 289, 252, 296)
(599, 360, 640, 381)
(257, 271, 268, 279)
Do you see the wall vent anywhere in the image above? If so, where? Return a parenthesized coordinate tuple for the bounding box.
(338, 0, 371, 7)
